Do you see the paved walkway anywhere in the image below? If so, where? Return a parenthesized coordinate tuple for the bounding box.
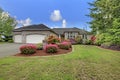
(0, 43, 25, 58)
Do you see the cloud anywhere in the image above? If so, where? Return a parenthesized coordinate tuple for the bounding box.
(62, 19, 67, 28)
(50, 10, 62, 21)
(50, 25, 59, 29)
(17, 18, 32, 27)
(15, 18, 32, 29)
(24, 18, 31, 26)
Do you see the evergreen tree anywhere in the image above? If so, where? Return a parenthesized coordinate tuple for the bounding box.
(88, 0, 120, 45)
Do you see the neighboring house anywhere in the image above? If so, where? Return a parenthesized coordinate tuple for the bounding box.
(13, 24, 92, 43)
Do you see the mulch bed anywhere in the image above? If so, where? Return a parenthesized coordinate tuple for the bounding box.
(14, 48, 72, 57)
(100, 45, 120, 51)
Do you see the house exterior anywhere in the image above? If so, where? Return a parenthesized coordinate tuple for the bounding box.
(13, 24, 92, 43)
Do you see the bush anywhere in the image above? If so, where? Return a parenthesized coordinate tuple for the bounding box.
(44, 44, 58, 53)
(101, 42, 112, 48)
(75, 35, 82, 44)
(8, 39, 13, 43)
(20, 44, 37, 54)
(69, 38, 77, 44)
(95, 34, 106, 46)
(95, 31, 120, 46)
(36, 43, 43, 50)
(47, 35, 60, 44)
(59, 41, 71, 50)
(82, 39, 91, 45)
(90, 36, 96, 44)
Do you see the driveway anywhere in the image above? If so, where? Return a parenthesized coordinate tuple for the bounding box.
(0, 43, 25, 58)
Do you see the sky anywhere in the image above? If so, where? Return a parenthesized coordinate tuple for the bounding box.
(0, 0, 94, 31)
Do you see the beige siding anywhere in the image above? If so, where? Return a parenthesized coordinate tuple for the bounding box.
(87, 35, 93, 40)
(13, 31, 57, 43)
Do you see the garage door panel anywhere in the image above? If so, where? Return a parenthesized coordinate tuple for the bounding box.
(26, 35, 45, 43)
(14, 35, 22, 43)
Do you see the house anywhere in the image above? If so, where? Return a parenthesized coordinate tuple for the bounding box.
(13, 24, 92, 43)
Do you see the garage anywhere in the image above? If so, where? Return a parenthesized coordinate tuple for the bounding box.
(26, 34, 46, 43)
(14, 35, 22, 43)
(13, 24, 57, 43)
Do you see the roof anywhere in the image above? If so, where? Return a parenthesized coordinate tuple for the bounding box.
(13, 24, 91, 35)
(13, 24, 51, 32)
(52, 27, 89, 35)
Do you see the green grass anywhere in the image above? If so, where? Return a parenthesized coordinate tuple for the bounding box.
(0, 42, 7, 44)
(0, 45, 120, 80)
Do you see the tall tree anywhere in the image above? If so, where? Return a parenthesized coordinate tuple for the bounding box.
(89, 0, 120, 33)
(88, 0, 120, 45)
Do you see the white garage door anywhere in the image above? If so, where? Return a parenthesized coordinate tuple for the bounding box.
(14, 35, 22, 43)
(26, 34, 46, 43)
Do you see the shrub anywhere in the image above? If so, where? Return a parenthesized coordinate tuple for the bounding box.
(44, 44, 58, 53)
(20, 44, 37, 54)
(8, 39, 13, 43)
(82, 39, 90, 45)
(101, 42, 112, 48)
(47, 35, 60, 44)
(36, 43, 43, 50)
(75, 35, 82, 44)
(59, 41, 71, 50)
(90, 36, 96, 44)
(69, 38, 77, 44)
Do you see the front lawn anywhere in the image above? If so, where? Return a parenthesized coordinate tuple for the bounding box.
(0, 45, 120, 80)
(0, 42, 8, 44)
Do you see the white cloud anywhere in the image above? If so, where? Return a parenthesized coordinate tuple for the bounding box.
(62, 19, 67, 28)
(24, 18, 31, 26)
(17, 18, 32, 27)
(15, 18, 32, 29)
(50, 25, 59, 29)
(50, 10, 62, 21)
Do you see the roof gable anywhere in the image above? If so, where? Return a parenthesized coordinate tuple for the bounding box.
(13, 24, 51, 31)
(52, 27, 89, 34)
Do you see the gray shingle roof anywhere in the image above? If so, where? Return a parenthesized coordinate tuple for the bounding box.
(52, 27, 89, 35)
(13, 24, 51, 32)
(13, 24, 90, 35)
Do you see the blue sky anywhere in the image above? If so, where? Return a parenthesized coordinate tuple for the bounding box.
(0, 0, 94, 31)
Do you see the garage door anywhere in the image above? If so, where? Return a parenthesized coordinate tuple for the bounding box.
(26, 34, 46, 43)
(14, 35, 22, 43)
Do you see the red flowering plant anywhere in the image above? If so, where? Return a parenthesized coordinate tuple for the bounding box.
(44, 44, 58, 53)
(90, 36, 96, 44)
(47, 35, 60, 44)
(20, 44, 37, 54)
(59, 41, 72, 50)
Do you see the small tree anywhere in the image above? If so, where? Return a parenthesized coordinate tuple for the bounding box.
(0, 11, 17, 42)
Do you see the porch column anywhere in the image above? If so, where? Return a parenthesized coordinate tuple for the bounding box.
(58, 34, 61, 38)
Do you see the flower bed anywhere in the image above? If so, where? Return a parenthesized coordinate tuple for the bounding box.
(15, 47, 72, 57)
(101, 43, 120, 51)
(17, 37, 72, 56)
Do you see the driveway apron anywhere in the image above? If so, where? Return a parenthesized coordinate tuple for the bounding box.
(0, 43, 24, 58)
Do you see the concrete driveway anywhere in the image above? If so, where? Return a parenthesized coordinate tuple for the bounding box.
(0, 43, 25, 58)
